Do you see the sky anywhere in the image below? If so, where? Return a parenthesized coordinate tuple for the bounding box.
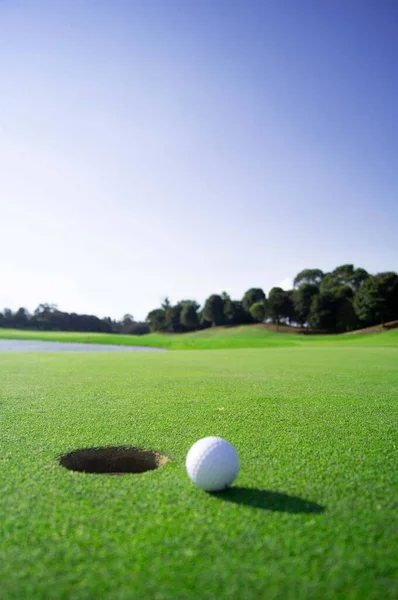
(1, 0, 397, 320)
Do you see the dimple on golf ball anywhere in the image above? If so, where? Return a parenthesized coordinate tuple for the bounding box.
(185, 436, 239, 492)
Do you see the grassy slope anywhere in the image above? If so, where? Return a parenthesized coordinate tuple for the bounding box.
(1, 325, 398, 349)
(0, 345, 397, 599)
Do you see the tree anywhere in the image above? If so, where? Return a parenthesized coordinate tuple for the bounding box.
(221, 292, 233, 324)
(242, 288, 266, 313)
(161, 297, 171, 310)
(118, 313, 135, 333)
(268, 287, 290, 324)
(0, 305, 130, 335)
(3, 308, 13, 326)
(320, 265, 369, 293)
(309, 286, 357, 332)
(222, 296, 251, 325)
(202, 294, 224, 327)
(122, 314, 134, 327)
(293, 284, 319, 326)
(157, 298, 187, 333)
(33, 304, 59, 330)
(249, 301, 266, 323)
(165, 304, 185, 332)
(308, 292, 336, 331)
(284, 290, 297, 325)
(13, 307, 30, 328)
(34, 303, 57, 316)
(334, 287, 357, 332)
(331, 264, 369, 291)
(158, 298, 199, 333)
(0, 308, 13, 327)
(198, 309, 211, 329)
(178, 300, 200, 312)
(180, 302, 200, 331)
(123, 322, 150, 335)
(146, 309, 166, 332)
(351, 268, 370, 291)
(294, 269, 324, 288)
(159, 297, 174, 332)
(104, 317, 117, 333)
(354, 272, 398, 325)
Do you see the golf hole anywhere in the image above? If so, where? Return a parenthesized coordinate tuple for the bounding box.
(59, 446, 169, 475)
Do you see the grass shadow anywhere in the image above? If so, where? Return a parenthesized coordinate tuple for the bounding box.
(214, 486, 325, 514)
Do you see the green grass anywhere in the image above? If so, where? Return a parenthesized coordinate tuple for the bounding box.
(0, 343, 397, 599)
(1, 324, 398, 349)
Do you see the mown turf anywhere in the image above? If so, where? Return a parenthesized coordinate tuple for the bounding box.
(1, 325, 398, 349)
(0, 344, 397, 599)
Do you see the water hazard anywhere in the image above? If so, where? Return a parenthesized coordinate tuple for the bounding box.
(0, 339, 165, 352)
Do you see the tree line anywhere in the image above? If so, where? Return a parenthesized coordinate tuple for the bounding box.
(146, 265, 398, 334)
(0, 304, 150, 335)
(1, 265, 397, 336)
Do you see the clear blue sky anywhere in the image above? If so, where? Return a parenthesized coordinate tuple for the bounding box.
(1, 0, 397, 320)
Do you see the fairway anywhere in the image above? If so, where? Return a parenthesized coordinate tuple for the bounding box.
(1, 325, 398, 350)
(0, 344, 397, 599)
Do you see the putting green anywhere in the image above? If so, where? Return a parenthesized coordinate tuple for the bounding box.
(0, 345, 397, 599)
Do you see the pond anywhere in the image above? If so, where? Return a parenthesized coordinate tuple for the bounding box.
(0, 339, 165, 352)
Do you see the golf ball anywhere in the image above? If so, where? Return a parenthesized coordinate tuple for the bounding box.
(185, 436, 239, 492)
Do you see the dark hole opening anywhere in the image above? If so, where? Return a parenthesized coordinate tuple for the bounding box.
(59, 446, 169, 474)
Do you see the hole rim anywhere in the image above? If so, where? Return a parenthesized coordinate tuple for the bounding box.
(59, 445, 170, 475)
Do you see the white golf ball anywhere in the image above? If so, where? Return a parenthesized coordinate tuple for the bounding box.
(185, 436, 239, 492)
